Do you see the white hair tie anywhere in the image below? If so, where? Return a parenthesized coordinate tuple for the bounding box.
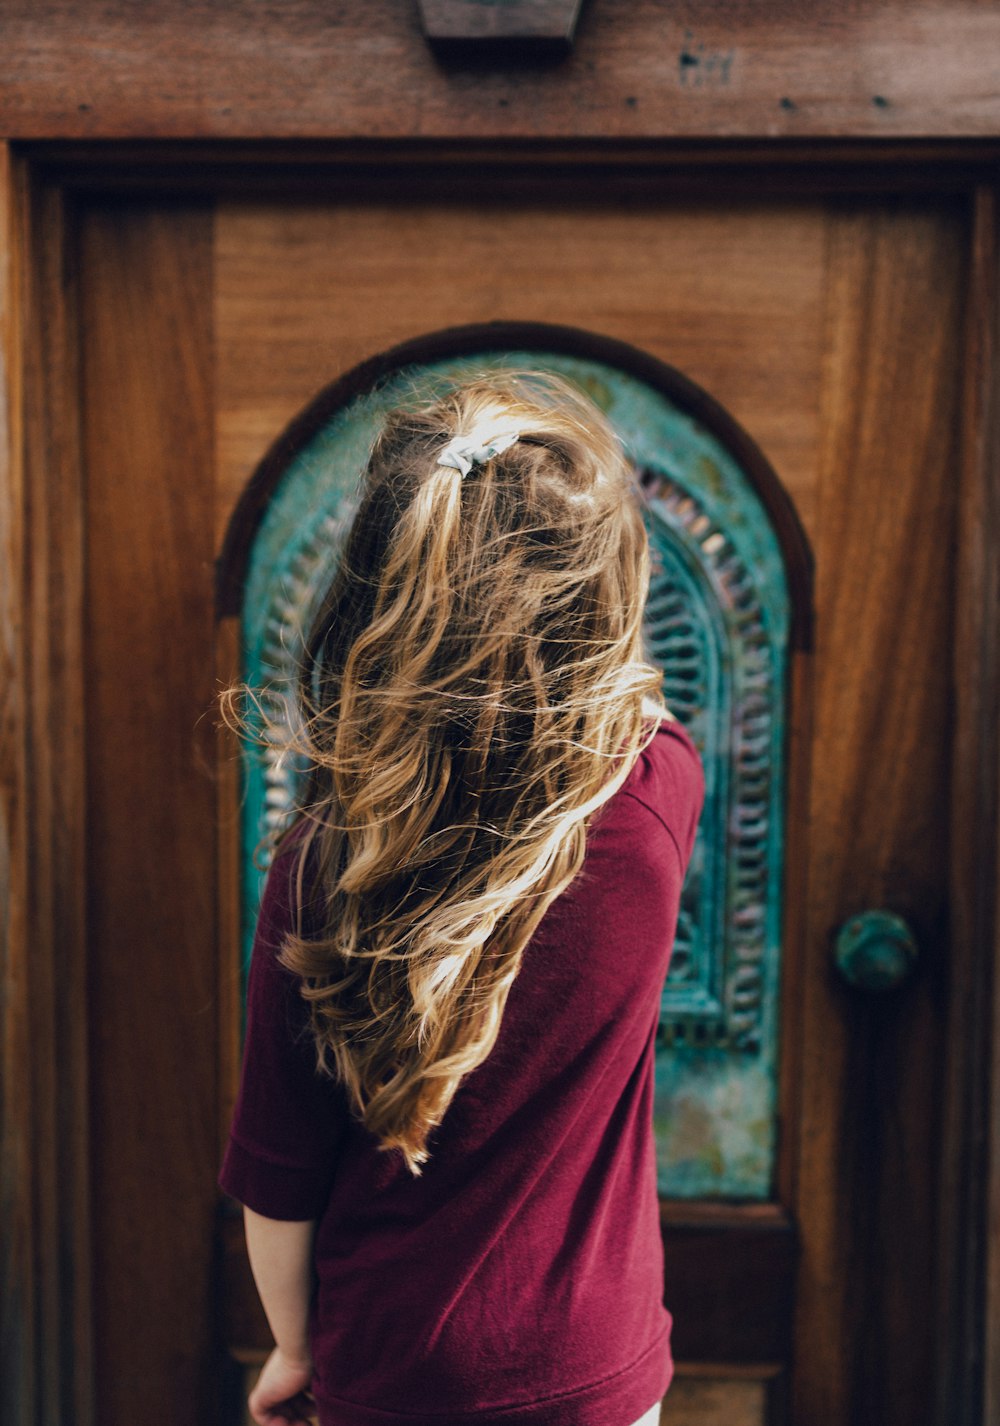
(436, 429, 522, 478)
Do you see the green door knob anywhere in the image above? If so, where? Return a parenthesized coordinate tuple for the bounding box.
(833, 910, 918, 991)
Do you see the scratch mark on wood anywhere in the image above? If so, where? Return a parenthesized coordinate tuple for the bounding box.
(678, 28, 734, 88)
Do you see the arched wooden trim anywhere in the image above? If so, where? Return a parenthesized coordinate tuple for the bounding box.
(215, 320, 815, 652)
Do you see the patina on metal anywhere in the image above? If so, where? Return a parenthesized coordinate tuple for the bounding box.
(239, 349, 792, 1199)
(833, 909, 919, 991)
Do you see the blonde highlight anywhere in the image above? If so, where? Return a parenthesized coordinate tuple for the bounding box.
(219, 369, 670, 1176)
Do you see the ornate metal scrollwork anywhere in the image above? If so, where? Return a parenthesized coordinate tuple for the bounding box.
(641, 471, 777, 1058)
(237, 344, 798, 1197)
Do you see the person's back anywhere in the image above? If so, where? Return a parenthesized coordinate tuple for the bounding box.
(218, 370, 706, 1426)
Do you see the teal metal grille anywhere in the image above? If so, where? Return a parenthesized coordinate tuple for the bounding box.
(238, 349, 790, 1199)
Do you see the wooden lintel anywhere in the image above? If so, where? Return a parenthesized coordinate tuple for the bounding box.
(418, 0, 581, 63)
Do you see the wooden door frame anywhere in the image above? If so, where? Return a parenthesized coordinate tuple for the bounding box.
(2, 139, 999, 1426)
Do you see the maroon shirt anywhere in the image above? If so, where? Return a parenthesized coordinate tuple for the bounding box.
(219, 716, 704, 1426)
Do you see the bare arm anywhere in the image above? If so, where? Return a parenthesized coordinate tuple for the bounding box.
(244, 1206, 316, 1364)
(242, 1208, 318, 1425)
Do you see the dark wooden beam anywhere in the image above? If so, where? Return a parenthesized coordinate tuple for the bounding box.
(15, 138, 1000, 206)
(0, 1, 999, 141)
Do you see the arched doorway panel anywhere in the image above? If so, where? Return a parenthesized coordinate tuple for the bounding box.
(219, 323, 813, 1201)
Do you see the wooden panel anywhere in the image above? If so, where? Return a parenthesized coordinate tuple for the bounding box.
(940, 184, 1000, 1426)
(78, 202, 219, 1425)
(0, 139, 36, 1426)
(0, 149, 92, 1426)
(973, 181, 1000, 1426)
(214, 197, 827, 546)
(661, 1204, 797, 1363)
(1, 139, 34, 1426)
(2, 1, 1000, 140)
(794, 199, 964, 1422)
(663, 1371, 771, 1426)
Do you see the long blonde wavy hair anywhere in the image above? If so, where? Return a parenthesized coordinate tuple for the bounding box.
(220, 369, 670, 1176)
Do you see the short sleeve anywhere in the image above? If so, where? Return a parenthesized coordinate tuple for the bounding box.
(625, 716, 706, 872)
(218, 827, 349, 1220)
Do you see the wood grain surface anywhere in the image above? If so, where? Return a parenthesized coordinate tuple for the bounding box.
(662, 1370, 771, 1426)
(1, 0, 999, 141)
(214, 196, 828, 553)
(1, 148, 93, 1426)
(78, 201, 221, 1425)
(0, 139, 36, 1426)
(794, 197, 963, 1423)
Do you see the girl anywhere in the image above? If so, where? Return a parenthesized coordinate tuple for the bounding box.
(218, 370, 705, 1426)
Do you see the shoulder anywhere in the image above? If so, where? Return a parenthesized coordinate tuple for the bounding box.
(621, 710, 705, 871)
(633, 709, 704, 792)
(246, 820, 318, 1023)
(255, 818, 314, 946)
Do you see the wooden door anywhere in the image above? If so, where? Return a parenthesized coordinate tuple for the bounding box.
(73, 181, 965, 1426)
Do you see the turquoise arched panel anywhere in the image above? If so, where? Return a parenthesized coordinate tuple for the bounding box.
(239, 349, 790, 1200)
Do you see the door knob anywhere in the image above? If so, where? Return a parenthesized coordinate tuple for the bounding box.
(832, 910, 918, 991)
